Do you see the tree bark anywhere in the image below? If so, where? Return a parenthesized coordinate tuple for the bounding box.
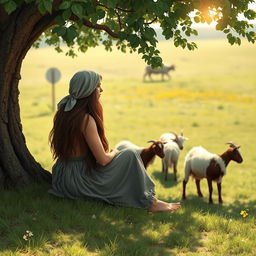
(0, 4, 55, 189)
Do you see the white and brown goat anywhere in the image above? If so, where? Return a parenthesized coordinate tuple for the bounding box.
(115, 140, 165, 169)
(182, 142, 243, 204)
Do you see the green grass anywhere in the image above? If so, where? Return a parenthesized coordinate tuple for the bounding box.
(1, 39, 256, 255)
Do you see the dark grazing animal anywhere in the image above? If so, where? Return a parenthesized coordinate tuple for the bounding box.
(143, 65, 175, 81)
(182, 142, 243, 204)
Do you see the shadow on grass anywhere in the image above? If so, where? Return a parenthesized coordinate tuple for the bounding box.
(1, 184, 255, 255)
(180, 194, 256, 220)
(0, 184, 208, 256)
(143, 80, 169, 83)
(151, 170, 179, 189)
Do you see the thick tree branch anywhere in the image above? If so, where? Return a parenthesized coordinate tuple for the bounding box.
(70, 16, 119, 38)
(0, 5, 9, 27)
(83, 19, 119, 38)
(27, 14, 56, 52)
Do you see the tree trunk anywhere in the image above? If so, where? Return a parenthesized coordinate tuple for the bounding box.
(0, 4, 55, 189)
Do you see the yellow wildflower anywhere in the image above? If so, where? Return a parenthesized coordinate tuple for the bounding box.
(240, 210, 249, 217)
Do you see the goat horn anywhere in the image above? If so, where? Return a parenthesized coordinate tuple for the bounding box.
(170, 131, 178, 137)
(147, 140, 156, 144)
(226, 141, 237, 148)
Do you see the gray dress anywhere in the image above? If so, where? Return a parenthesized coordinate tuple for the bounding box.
(48, 148, 155, 209)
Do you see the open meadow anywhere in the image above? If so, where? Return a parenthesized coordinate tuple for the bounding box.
(0, 39, 256, 255)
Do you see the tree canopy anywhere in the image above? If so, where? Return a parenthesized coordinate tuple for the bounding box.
(1, 0, 256, 67)
(0, 0, 255, 188)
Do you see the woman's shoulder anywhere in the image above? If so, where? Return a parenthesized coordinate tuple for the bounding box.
(82, 114, 96, 130)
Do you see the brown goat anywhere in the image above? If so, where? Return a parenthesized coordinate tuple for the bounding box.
(182, 142, 243, 204)
(115, 140, 165, 169)
(140, 140, 165, 168)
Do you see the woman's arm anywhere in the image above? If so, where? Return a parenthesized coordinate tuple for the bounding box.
(82, 114, 117, 166)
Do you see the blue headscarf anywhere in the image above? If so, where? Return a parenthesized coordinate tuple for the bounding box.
(57, 70, 100, 112)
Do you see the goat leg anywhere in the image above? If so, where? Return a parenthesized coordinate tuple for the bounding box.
(182, 180, 187, 200)
(207, 178, 213, 204)
(217, 182, 223, 204)
(195, 179, 203, 197)
(161, 160, 165, 173)
(164, 166, 168, 181)
(173, 163, 178, 182)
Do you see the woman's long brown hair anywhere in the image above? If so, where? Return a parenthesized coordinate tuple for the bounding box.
(49, 89, 109, 173)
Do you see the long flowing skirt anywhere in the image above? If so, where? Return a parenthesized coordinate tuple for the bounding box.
(48, 149, 155, 209)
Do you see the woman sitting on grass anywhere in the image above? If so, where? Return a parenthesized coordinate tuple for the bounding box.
(48, 70, 181, 213)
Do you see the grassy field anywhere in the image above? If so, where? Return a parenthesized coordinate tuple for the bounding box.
(0, 39, 256, 255)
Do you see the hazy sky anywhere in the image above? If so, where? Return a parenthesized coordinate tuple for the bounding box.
(151, 2, 256, 29)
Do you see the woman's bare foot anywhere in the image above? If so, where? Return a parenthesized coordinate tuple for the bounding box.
(148, 198, 181, 213)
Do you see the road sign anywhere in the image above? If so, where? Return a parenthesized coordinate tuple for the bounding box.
(46, 67, 61, 84)
(46, 68, 61, 112)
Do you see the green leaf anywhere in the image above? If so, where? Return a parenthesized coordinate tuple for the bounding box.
(96, 9, 105, 20)
(227, 34, 235, 45)
(55, 15, 65, 26)
(128, 34, 140, 48)
(52, 26, 66, 36)
(43, 0, 52, 13)
(71, 3, 83, 18)
(4, 0, 17, 14)
(191, 29, 198, 36)
(244, 9, 256, 20)
(65, 26, 79, 44)
(118, 31, 127, 40)
(132, 22, 140, 32)
(142, 54, 150, 61)
(185, 30, 190, 36)
(194, 16, 200, 23)
(163, 29, 173, 40)
(58, 1, 71, 10)
(151, 56, 163, 68)
(187, 43, 192, 50)
(37, 2, 46, 14)
(144, 27, 156, 40)
(138, 47, 145, 54)
(126, 14, 139, 26)
(62, 9, 72, 20)
(216, 21, 227, 31)
(106, 0, 118, 8)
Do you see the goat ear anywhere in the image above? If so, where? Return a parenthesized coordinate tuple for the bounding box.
(235, 145, 241, 149)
